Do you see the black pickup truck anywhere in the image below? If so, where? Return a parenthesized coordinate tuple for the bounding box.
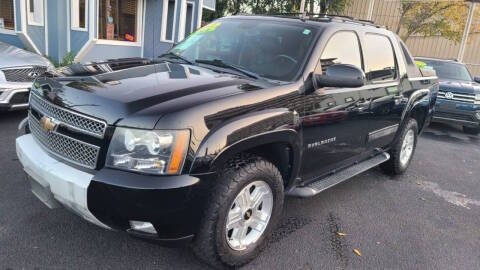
(16, 15, 438, 268)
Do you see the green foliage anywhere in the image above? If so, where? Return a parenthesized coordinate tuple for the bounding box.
(202, 0, 351, 22)
(46, 52, 77, 68)
(315, 0, 351, 14)
(60, 52, 76, 67)
(396, 0, 469, 43)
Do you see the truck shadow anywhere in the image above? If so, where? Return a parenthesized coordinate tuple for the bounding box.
(421, 122, 479, 145)
(0, 110, 27, 124)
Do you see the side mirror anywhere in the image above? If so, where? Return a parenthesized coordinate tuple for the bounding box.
(474, 77, 480, 83)
(314, 64, 366, 88)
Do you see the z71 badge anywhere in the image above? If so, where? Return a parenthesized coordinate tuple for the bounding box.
(308, 137, 336, 149)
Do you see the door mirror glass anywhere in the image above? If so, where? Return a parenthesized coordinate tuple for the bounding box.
(315, 64, 366, 88)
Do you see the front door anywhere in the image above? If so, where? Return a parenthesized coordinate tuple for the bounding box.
(301, 31, 371, 181)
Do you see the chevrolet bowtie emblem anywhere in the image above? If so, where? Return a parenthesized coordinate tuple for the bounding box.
(40, 116, 58, 133)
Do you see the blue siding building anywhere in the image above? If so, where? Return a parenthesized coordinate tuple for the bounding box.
(0, 0, 215, 63)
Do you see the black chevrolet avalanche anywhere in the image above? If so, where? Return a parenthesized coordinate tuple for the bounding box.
(415, 57, 480, 134)
(16, 15, 438, 268)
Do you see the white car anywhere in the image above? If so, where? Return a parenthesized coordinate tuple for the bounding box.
(0, 41, 54, 111)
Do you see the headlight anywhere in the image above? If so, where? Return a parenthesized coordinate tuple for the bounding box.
(106, 128, 190, 175)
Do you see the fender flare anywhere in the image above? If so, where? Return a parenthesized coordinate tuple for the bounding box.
(394, 88, 430, 143)
(189, 109, 302, 185)
(213, 129, 300, 169)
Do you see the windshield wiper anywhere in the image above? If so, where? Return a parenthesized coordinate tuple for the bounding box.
(195, 59, 260, 79)
(158, 52, 195, 65)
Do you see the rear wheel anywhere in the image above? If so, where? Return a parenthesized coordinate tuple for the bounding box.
(462, 126, 480, 135)
(381, 119, 418, 175)
(192, 156, 284, 269)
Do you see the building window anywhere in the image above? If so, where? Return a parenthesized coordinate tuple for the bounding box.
(161, 0, 176, 42)
(27, 0, 44, 26)
(0, 0, 15, 31)
(99, 0, 140, 42)
(72, 0, 87, 30)
(185, 2, 194, 37)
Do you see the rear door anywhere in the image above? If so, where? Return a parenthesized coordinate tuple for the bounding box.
(301, 30, 371, 181)
(360, 33, 404, 149)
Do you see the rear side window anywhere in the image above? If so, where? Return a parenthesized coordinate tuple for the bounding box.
(320, 31, 362, 71)
(364, 34, 397, 81)
(396, 36, 422, 78)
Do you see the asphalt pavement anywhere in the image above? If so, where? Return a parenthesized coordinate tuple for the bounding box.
(1, 111, 479, 269)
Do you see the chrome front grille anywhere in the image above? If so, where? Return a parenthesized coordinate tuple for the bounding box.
(1, 66, 47, 82)
(30, 92, 107, 138)
(437, 90, 475, 104)
(29, 112, 100, 169)
(28, 92, 107, 169)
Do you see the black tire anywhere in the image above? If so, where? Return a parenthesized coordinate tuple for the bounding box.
(192, 155, 284, 269)
(462, 126, 480, 135)
(381, 119, 418, 175)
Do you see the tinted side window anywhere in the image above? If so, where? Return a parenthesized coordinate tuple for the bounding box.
(364, 34, 397, 81)
(396, 35, 422, 78)
(320, 31, 362, 71)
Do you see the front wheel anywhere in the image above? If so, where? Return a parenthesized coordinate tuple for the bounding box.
(193, 156, 284, 269)
(381, 119, 418, 175)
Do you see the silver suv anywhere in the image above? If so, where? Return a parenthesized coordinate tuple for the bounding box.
(0, 41, 54, 111)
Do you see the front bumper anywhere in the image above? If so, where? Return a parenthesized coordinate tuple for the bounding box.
(16, 134, 214, 245)
(16, 134, 110, 229)
(432, 100, 480, 127)
(0, 85, 30, 111)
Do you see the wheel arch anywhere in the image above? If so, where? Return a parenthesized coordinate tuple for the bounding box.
(191, 129, 302, 188)
(393, 88, 430, 144)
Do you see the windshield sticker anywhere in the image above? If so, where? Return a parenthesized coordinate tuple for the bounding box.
(415, 61, 426, 69)
(197, 22, 222, 34)
(303, 29, 311, 35)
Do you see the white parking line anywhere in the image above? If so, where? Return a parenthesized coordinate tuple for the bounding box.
(419, 181, 480, 209)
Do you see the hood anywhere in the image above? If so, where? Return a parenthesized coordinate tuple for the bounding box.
(439, 79, 480, 95)
(33, 61, 268, 129)
(0, 41, 52, 69)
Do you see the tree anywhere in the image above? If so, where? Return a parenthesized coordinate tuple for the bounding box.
(203, 0, 351, 22)
(396, 0, 470, 43)
(316, 0, 351, 14)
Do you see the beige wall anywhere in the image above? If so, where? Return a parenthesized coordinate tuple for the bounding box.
(341, 0, 480, 76)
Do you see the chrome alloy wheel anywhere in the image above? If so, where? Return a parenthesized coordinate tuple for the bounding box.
(400, 129, 415, 167)
(225, 180, 274, 251)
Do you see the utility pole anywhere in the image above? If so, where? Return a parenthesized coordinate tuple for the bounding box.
(367, 0, 375, 21)
(300, 0, 306, 13)
(458, 1, 476, 62)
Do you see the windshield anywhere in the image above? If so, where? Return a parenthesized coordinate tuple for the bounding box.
(169, 19, 318, 81)
(417, 59, 472, 81)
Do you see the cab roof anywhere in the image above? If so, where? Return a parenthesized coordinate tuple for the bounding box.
(222, 14, 386, 31)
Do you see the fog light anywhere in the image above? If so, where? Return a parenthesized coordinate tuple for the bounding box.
(129, 221, 157, 234)
(476, 112, 480, 120)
